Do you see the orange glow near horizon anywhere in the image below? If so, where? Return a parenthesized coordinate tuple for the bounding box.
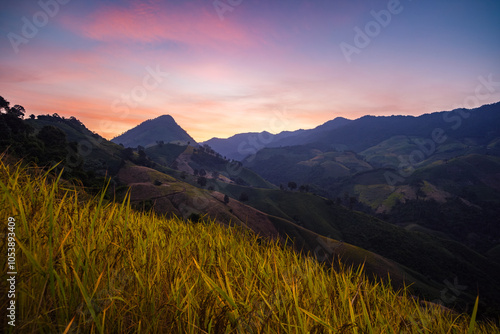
(1, 1, 499, 142)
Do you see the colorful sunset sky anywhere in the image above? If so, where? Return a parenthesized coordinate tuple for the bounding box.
(1, 0, 500, 141)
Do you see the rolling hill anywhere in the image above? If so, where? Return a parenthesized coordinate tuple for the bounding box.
(3, 159, 498, 332)
(236, 103, 500, 255)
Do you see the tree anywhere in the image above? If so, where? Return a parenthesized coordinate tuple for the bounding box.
(0, 96, 10, 113)
(36, 125, 67, 162)
(9, 105, 25, 119)
(349, 196, 357, 210)
(29, 114, 35, 120)
(199, 168, 206, 177)
(224, 194, 229, 204)
(416, 188, 426, 200)
(343, 192, 349, 206)
(288, 181, 297, 191)
(197, 176, 207, 187)
(122, 147, 134, 159)
(232, 177, 248, 186)
(37, 125, 66, 147)
(137, 149, 148, 166)
(299, 185, 309, 193)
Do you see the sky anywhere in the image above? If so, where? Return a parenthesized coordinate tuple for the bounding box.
(1, 0, 499, 142)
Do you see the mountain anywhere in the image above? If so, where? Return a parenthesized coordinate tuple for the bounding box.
(4, 94, 500, 318)
(202, 130, 304, 162)
(206, 102, 500, 164)
(241, 102, 500, 185)
(111, 115, 196, 148)
(240, 103, 500, 260)
(202, 117, 351, 161)
(308, 102, 500, 153)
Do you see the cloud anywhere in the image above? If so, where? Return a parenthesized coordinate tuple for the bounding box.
(59, 1, 259, 52)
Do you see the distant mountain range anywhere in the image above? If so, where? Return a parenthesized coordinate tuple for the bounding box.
(203, 103, 500, 161)
(202, 117, 352, 161)
(111, 115, 196, 148)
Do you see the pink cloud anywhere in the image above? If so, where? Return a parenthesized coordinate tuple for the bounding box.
(59, 1, 260, 51)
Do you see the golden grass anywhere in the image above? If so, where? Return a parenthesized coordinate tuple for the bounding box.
(1, 158, 498, 333)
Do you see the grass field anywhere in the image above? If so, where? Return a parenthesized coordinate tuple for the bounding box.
(1, 158, 499, 333)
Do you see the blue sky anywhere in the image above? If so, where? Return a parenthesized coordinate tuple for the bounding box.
(1, 0, 499, 140)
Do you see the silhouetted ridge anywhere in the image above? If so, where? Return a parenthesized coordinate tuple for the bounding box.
(111, 114, 196, 148)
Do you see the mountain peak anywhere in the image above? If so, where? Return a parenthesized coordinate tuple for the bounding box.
(156, 114, 175, 122)
(314, 116, 352, 131)
(111, 115, 196, 148)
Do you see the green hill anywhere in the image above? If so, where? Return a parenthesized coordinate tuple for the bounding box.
(242, 146, 372, 188)
(204, 182, 500, 315)
(145, 143, 277, 190)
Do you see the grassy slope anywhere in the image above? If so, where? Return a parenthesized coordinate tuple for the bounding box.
(2, 159, 499, 333)
(358, 135, 480, 168)
(145, 143, 187, 166)
(117, 165, 433, 293)
(411, 154, 500, 201)
(209, 182, 500, 314)
(242, 146, 372, 187)
(329, 154, 500, 213)
(146, 144, 277, 190)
